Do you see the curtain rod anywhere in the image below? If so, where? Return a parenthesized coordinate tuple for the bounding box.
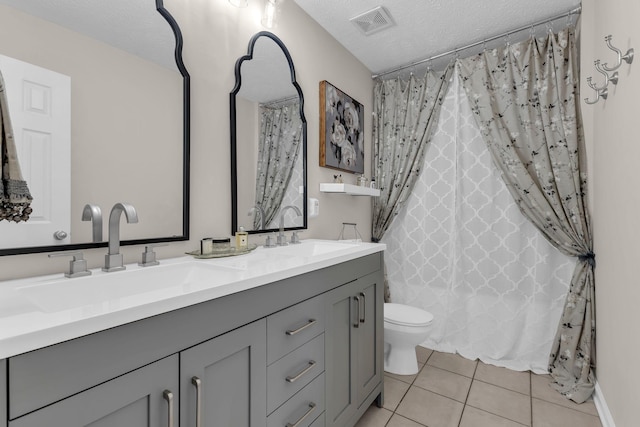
(372, 5, 582, 79)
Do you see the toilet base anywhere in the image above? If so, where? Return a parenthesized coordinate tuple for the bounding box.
(384, 343, 420, 375)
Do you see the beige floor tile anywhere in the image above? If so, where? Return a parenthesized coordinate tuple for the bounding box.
(396, 385, 464, 427)
(532, 398, 603, 427)
(427, 351, 478, 377)
(467, 380, 531, 426)
(383, 375, 412, 411)
(414, 365, 472, 402)
(460, 406, 528, 427)
(416, 345, 433, 364)
(354, 404, 393, 427)
(530, 374, 599, 416)
(385, 369, 420, 384)
(386, 413, 425, 427)
(475, 362, 530, 395)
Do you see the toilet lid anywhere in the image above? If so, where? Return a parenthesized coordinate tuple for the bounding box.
(384, 303, 433, 327)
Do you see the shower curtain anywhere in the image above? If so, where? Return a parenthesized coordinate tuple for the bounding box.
(382, 70, 576, 373)
(253, 100, 302, 229)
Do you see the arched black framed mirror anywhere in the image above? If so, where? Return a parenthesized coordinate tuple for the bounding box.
(0, 0, 190, 255)
(230, 31, 307, 235)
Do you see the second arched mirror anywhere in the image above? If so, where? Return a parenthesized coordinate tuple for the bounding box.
(230, 32, 307, 235)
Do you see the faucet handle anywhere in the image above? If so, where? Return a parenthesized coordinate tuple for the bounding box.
(139, 244, 167, 267)
(264, 233, 278, 248)
(49, 251, 92, 278)
(290, 231, 302, 244)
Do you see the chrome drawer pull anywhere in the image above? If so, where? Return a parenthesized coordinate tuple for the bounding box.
(359, 292, 366, 323)
(353, 296, 361, 328)
(163, 390, 174, 427)
(286, 319, 316, 336)
(285, 402, 316, 427)
(191, 376, 202, 427)
(285, 360, 317, 383)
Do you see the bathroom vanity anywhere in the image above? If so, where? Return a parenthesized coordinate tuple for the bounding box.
(0, 240, 384, 427)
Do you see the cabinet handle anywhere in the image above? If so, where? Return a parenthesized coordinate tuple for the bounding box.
(163, 390, 174, 427)
(285, 360, 317, 383)
(286, 319, 316, 336)
(285, 402, 316, 427)
(192, 376, 202, 427)
(359, 292, 366, 324)
(353, 296, 361, 328)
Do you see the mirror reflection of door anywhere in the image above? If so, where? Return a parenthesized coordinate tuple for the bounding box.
(0, 54, 71, 247)
(234, 34, 305, 232)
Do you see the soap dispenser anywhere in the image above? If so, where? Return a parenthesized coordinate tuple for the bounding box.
(235, 226, 248, 248)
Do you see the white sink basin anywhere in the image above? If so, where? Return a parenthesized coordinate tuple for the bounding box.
(267, 240, 361, 257)
(13, 240, 368, 314)
(17, 262, 235, 313)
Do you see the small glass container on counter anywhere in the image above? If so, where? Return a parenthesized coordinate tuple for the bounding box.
(211, 237, 231, 251)
(201, 238, 214, 255)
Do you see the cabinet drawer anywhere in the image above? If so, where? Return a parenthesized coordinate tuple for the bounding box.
(267, 294, 325, 364)
(267, 333, 324, 414)
(8, 355, 179, 427)
(267, 373, 325, 427)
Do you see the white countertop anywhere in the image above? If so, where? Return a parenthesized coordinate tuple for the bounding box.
(0, 239, 384, 359)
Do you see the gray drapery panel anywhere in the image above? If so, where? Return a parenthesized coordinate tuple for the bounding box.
(372, 67, 453, 243)
(253, 101, 302, 230)
(0, 69, 32, 222)
(372, 68, 453, 302)
(457, 27, 595, 403)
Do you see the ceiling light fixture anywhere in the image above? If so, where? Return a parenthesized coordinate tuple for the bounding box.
(261, 0, 282, 29)
(228, 0, 248, 7)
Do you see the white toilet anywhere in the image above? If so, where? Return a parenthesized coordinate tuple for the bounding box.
(383, 303, 434, 375)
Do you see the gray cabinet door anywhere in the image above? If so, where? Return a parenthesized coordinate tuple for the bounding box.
(9, 355, 179, 427)
(1, 359, 6, 427)
(180, 319, 267, 427)
(325, 280, 359, 427)
(325, 273, 384, 427)
(354, 277, 383, 407)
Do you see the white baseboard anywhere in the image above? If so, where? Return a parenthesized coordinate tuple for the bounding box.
(594, 381, 616, 427)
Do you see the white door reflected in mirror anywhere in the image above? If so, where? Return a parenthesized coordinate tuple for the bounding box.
(0, 54, 70, 247)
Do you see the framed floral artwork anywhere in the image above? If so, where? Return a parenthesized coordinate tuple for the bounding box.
(319, 80, 364, 174)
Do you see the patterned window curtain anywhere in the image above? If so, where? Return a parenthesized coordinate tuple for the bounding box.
(253, 100, 302, 229)
(0, 69, 32, 222)
(372, 67, 453, 299)
(457, 27, 595, 403)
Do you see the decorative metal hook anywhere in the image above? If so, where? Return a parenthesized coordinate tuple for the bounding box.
(594, 59, 619, 86)
(584, 87, 608, 105)
(586, 77, 603, 92)
(602, 35, 634, 71)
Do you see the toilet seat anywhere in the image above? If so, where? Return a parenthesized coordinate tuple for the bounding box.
(384, 303, 433, 327)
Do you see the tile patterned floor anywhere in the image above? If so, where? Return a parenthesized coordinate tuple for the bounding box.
(355, 347, 603, 427)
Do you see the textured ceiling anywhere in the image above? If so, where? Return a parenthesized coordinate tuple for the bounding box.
(294, 0, 582, 76)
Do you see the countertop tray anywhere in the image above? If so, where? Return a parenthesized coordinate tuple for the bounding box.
(186, 244, 258, 259)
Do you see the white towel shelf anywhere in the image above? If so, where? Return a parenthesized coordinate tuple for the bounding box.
(319, 183, 380, 197)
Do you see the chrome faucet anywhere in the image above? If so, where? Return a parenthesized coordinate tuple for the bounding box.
(103, 203, 138, 272)
(248, 205, 266, 230)
(82, 204, 103, 243)
(277, 205, 302, 246)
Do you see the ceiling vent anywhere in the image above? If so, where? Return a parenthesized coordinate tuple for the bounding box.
(350, 6, 395, 36)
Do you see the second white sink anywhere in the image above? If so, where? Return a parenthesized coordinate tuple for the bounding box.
(17, 261, 235, 313)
